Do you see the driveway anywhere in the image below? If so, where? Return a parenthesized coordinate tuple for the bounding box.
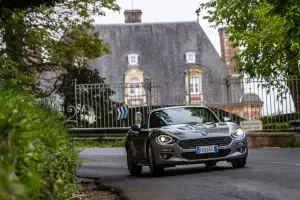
(77, 148, 300, 200)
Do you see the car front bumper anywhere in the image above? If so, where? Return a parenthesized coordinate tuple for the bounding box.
(151, 136, 248, 166)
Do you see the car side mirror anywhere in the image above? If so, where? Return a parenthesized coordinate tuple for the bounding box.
(222, 117, 231, 122)
(132, 111, 142, 131)
(135, 111, 142, 124)
(131, 124, 141, 131)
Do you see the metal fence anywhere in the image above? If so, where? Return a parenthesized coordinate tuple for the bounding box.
(213, 76, 300, 131)
(64, 76, 300, 132)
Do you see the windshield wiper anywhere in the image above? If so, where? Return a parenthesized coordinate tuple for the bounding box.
(177, 122, 203, 126)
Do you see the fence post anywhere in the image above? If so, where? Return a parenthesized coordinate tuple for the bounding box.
(226, 77, 232, 119)
(74, 79, 78, 128)
(188, 69, 191, 105)
(149, 81, 152, 108)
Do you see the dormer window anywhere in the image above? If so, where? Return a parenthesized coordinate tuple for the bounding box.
(185, 52, 196, 63)
(128, 53, 139, 65)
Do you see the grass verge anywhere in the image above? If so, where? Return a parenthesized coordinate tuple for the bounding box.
(73, 138, 126, 148)
(282, 143, 300, 148)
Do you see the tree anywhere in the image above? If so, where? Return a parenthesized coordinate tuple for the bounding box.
(197, 0, 300, 111)
(53, 64, 120, 128)
(0, 0, 120, 94)
(0, 0, 61, 11)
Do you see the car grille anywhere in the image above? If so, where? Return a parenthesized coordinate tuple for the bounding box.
(181, 149, 231, 160)
(178, 136, 232, 149)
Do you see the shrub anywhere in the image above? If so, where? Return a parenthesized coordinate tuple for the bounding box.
(260, 113, 300, 124)
(0, 85, 81, 200)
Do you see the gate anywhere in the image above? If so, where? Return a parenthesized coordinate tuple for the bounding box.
(209, 76, 300, 131)
(65, 69, 213, 131)
(65, 74, 300, 132)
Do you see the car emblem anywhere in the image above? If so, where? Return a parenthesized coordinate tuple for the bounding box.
(201, 132, 208, 136)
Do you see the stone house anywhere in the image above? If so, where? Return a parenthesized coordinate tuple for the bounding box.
(39, 9, 263, 124)
(89, 9, 246, 109)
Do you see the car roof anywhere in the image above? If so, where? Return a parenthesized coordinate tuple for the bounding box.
(150, 105, 210, 112)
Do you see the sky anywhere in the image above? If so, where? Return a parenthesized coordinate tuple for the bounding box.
(93, 0, 221, 56)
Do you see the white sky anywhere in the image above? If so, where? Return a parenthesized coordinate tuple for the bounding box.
(93, 0, 221, 56)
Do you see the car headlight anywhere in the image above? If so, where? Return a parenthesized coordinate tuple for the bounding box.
(230, 128, 245, 139)
(156, 135, 176, 145)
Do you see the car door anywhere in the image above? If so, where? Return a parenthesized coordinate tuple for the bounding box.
(131, 126, 149, 162)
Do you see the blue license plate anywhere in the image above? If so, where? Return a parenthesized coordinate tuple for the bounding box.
(195, 145, 218, 154)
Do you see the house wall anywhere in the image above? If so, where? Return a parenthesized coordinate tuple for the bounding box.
(218, 27, 239, 74)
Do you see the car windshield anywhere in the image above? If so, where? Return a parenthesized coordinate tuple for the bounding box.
(149, 107, 220, 128)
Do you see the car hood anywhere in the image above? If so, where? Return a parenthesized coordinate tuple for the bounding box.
(157, 122, 239, 140)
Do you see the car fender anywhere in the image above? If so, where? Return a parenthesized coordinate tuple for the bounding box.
(143, 130, 154, 159)
(225, 122, 242, 133)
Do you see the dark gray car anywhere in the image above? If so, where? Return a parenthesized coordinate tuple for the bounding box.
(125, 106, 248, 176)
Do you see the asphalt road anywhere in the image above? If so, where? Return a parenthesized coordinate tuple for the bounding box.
(77, 148, 300, 200)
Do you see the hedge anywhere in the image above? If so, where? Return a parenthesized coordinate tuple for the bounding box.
(0, 85, 81, 200)
(260, 113, 300, 124)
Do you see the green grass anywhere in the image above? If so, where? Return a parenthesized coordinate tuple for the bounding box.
(73, 138, 126, 148)
(281, 143, 300, 148)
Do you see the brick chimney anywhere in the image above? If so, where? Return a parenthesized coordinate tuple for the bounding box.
(218, 27, 239, 74)
(124, 9, 142, 23)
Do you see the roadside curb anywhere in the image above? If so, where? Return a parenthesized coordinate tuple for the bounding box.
(94, 181, 131, 200)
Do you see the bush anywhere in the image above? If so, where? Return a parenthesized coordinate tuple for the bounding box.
(0, 85, 81, 200)
(259, 113, 300, 131)
(260, 113, 300, 124)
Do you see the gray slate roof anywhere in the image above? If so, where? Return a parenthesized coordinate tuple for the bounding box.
(89, 21, 240, 105)
(240, 93, 263, 104)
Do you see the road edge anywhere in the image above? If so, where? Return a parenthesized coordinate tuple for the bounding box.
(94, 180, 131, 200)
(78, 177, 131, 200)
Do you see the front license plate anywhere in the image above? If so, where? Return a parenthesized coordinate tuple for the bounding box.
(195, 145, 218, 154)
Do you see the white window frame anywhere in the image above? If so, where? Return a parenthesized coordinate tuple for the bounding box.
(189, 77, 200, 94)
(128, 53, 139, 65)
(129, 78, 139, 96)
(185, 52, 196, 63)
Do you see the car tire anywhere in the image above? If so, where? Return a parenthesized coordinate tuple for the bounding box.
(231, 158, 246, 168)
(127, 144, 142, 176)
(205, 161, 217, 167)
(147, 143, 164, 176)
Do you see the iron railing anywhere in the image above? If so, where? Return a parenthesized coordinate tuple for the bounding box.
(63, 76, 300, 132)
(210, 76, 300, 131)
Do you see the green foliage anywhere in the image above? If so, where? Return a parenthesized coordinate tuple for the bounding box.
(0, 0, 120, 94)
(51, 64, 120, 127)
(0, 0, 62, 11)
(260, 112, 300, 123)
(73, 138, 126, 148)
(197, 0, 300, 112)
(197, 0, 300, 78)
(259, 112, 300, 131)
(0, 85, 81, 200)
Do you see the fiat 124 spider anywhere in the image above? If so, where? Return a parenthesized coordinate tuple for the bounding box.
(125, 106, 248, 176)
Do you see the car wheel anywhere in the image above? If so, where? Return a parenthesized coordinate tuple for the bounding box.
(205, 161, 217, 167)
(231, 158, 246, 168)
(148, 144, 164, 176)
(127, 145, 142, 176)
